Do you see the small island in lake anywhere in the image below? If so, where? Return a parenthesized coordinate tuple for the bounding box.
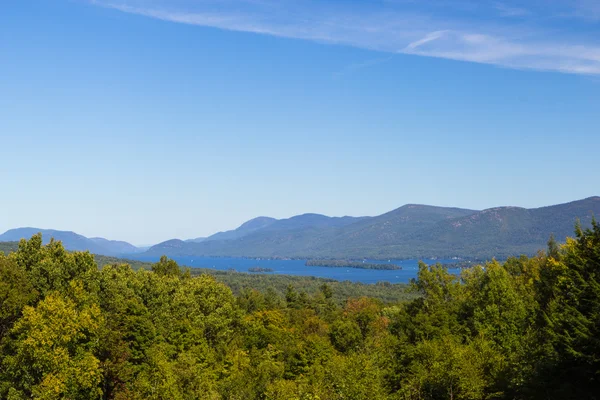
(305, 260, 401, 270)
(248, 267, 274, 273)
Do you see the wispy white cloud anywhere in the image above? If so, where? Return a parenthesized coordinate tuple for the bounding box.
(88, 0, 600, 75)
(405, 31, 449, 51)
(493, 2, 529, 17)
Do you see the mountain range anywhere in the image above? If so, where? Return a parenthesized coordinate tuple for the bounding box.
(145, 196, 600, 260)
(1, 197, 599, 260)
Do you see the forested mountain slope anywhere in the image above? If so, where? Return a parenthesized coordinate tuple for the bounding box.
(145, 197, 600, 259)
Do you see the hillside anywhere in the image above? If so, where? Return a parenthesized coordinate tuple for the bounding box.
(143, 197, 600, 260)
(143, 204, 479, 258)
(146, 213, 368, 257)
(0, 228, 141, 256)
(204, 216, 277, 241)
(305, 204, 477, 256)
(395, 196, 600, 259)
(185, 237, 207, 243)
(89, 237, 139, 254)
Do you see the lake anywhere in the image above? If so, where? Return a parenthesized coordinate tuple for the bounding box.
(130, 256, 458, 284)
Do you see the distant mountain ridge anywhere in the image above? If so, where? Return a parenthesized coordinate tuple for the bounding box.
(185, 237, 207, 243)
(89, 237, 139, 254)
(0, 228, 141, 256)
(204, 217, 278, 242)
(145, 197, 600, 260)
(2, 197, 599, 260)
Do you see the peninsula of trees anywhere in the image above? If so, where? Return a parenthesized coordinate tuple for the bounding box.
(248, 267, 274, 273)
(305, 259, 401, 270)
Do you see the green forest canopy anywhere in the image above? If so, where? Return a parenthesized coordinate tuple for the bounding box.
(1, 224, 600, 399)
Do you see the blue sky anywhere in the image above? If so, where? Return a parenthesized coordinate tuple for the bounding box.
(1, 0, 599, 245)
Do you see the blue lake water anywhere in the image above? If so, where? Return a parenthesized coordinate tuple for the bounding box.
(130, 256, 458, 284)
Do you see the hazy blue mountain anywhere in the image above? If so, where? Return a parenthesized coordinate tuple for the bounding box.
(316, 204, 477, 249)
(262, 214, 367, 231)
(89, 237, 141, 254)
(0, 228, 140, 256)
(204, 217, 278, 241)
(393, 196, 600, 259)
(185, 237, 207, 243)
(145, 239, 187, 254)
(189, 207, 474, 259)
(145, 214, 367, 257)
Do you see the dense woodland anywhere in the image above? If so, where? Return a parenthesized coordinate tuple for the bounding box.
(1, 223, 600, 399)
